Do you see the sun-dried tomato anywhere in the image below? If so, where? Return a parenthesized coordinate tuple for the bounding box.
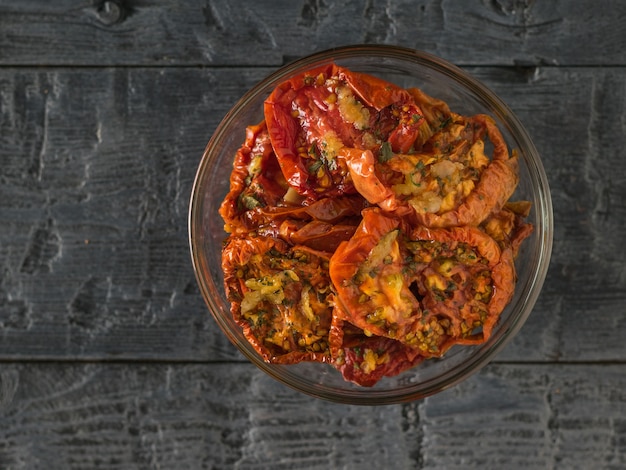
(329, 208, 518, 355)
(222, 235, 334, 364)
(264, 64, 425, 200)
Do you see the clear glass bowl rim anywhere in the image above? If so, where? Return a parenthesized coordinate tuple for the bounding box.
(188, 44, 554, 405)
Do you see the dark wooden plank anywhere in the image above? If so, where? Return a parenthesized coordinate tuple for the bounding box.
(472, 66, 626, 362)
(0, 67, 265, 362)
(422, 364, 626, 469)
(0, 362, 624, 469)
(1, 66, 625, 362)
(0, 1, 621, 466)
(1, 0, 626, 66)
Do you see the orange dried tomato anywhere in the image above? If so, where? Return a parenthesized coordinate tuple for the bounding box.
(219, 121, 288, 234)
(337, 112, 519, 228)
(222, 235, 334, 364)
(329, 208, 518, 354)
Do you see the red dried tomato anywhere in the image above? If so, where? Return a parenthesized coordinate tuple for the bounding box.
(264, 64, 425, 200)
(219, 121, 288, 234)
(329, 208, 518, 355)
(329, 311, 423, 387)
(222, 235, 334, 364)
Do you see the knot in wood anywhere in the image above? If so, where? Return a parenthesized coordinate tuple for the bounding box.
(96, 0, 125, 26)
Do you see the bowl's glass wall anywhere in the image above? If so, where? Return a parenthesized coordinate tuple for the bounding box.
(189, 45, 553, 404)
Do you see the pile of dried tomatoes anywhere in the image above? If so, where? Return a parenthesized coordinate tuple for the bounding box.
(219, 64, 532, 386)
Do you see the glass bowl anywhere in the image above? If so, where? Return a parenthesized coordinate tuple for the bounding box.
(188, 45, 553, 405)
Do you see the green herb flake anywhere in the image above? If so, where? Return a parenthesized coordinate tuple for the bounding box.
(240, 194, 261, 210)
(439, 117, 452, 129)
(378, 141, 393, 163)
(308, 159, 323, 173)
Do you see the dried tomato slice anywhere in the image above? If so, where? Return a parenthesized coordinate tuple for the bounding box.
(219, 121, 288, 234)
(340, 67, 426, 153)
(260, 193, 367, 223)
(264, 63, 425, 200)
(329, 209, 425, 345)
(406, 223, 516, 346)
(255, 194, 367, 252)
(406, 86, 453, 146)
(337, 111, 519, 228)
(281, 220, 359, 253)
(482, 201, 534, 257)
(329, 208, 516, 354)
(407, 114, 519, 228)
(219, 119, 368, 251)
(329, 309, 424, 387)
(222, 235, 333, 364)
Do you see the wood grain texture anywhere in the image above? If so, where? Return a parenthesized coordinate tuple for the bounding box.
(0, 0, 625, 66)
(467, 66, 626, 362)
(0, 363, 624, 469)
(422, 364, 626, 469)
(0, 67, 263, 361)
(1, 66, 625, 362)
(1, 0, 624, 467)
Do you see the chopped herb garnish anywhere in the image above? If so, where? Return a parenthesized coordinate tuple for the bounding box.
(308, 159, 323, 173)
(439, 117, 452, 129)
(308, 144, 320, 158)
(379, 141, 393, 163)
(240, 194, 261, 210)
(327, 157, 338, 171)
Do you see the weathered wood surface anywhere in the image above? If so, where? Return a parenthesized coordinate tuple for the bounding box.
(1, 66, 625, 361)
(0, 363, 624, 469)
(0, 0, 625, 66)
(1, 0, 625, 468)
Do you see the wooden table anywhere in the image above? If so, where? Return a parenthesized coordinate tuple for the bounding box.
(1, 1, 625, 468)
